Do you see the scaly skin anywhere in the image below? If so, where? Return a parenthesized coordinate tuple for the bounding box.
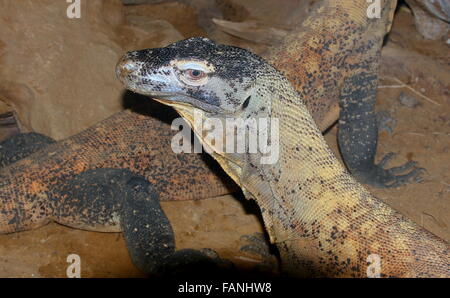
(0, 109, 233, 233)
(267, 0, 422, 187)
(0, 0, 419, 234)
(116, 37, 449, 277)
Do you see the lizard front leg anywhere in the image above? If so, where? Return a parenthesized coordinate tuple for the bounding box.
(337, 45, 424, 188)
(52, 168, 231, 276)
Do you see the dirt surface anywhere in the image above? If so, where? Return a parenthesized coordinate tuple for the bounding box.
(366, 8, 449, 243)
(0, 3, 448, 277)
(0, 194, 268, 278)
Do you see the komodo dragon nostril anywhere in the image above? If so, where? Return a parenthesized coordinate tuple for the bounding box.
(116, 56, 140, 80)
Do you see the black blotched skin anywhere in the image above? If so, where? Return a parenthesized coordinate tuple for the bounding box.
(130, 38, 265, 82)
(0, 132, 234, 276)
(337, 46, 423, 188)
(0, 133, 56, 168)
(52, 168, 228, 276)
(121, 174, 226, 276)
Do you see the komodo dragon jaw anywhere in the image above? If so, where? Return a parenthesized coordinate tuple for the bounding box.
(117, 38, 449, 278)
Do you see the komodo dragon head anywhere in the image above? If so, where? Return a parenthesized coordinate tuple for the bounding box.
(116, 37, 288, 185)
(116, 37, 267, 114)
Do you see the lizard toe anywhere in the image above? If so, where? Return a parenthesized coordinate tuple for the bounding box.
(158, 248, 235, 278)
(351, 153, 425, 188)
(239, 232, 279, 274)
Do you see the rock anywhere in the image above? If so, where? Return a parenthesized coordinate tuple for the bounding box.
(123, 1, 206, 38)
(0, 0, 126, 140)
(122, 19, 184, 49)
(399, 92, 420, 108)
(376, 111, 397, 135)
(212, 19, 289, 45)
(410, 0, 450, 22)
(222, 0, 315, 28)
(122, 0, 167, 4)
(406, 0, 450, 40)
(212, 0, 316, 49)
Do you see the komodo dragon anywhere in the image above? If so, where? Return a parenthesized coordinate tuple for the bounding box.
(0, 0, 427, 275)
(116, 35, 449, 277)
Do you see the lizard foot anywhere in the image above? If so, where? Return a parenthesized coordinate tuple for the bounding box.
(121, 173, 234, 277)
(158, 248, 235, 278)
(351, 152, 425, 188)
(53, 168, 231, 277)
(0, 132, 55, 168)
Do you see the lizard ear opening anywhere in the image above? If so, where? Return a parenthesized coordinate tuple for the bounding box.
(242, 96, 251, 109)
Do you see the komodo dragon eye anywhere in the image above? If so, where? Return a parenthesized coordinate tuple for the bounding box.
(185, 69, 205, 80)
(171, 60, 212, 87)
(179, 68, 208, 86)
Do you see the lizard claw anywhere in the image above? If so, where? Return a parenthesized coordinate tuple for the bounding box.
(240, 233, 273, 258)
(352, 152, 425, 188)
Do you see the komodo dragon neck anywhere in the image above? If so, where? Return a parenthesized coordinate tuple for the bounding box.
(117, 38, 449, 278)
(234, 72, 450, 278)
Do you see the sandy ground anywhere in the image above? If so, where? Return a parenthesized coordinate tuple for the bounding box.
(0, 194, 267, 278)
(0, 7, 448, 277)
